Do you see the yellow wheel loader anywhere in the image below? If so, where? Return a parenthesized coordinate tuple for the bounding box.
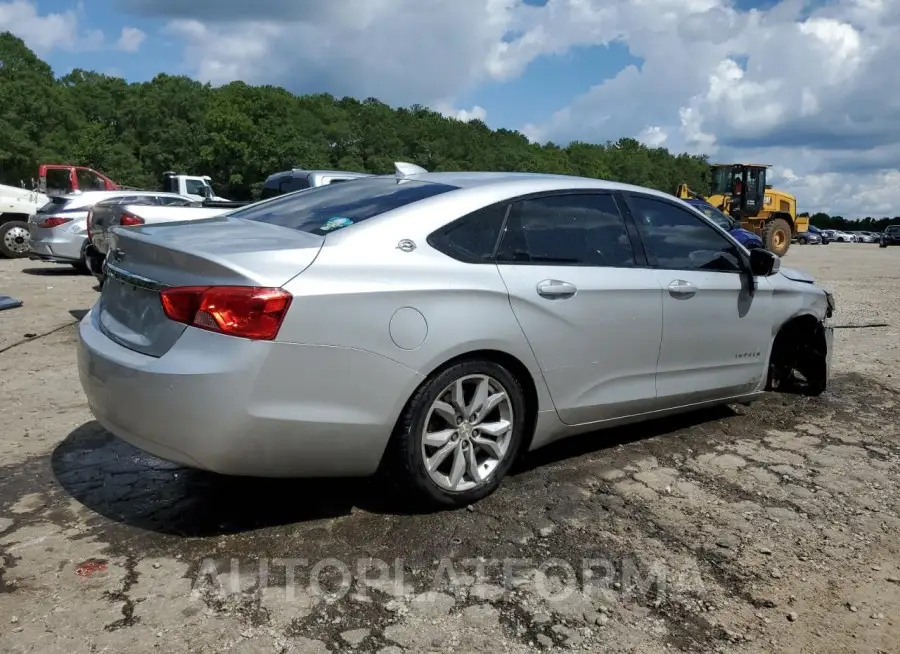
(676, 163, 808, 256)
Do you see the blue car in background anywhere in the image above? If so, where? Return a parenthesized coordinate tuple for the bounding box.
(684, 199, 764, 249)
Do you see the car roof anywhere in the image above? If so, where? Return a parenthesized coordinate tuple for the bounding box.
(264, 169, 372, 183)
(59, 190, 190, 208)
(387, 171, 679, 200)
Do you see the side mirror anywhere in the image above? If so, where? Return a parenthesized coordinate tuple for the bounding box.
(749, 248, 780, 276)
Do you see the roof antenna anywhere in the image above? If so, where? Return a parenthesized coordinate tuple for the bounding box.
(394, 162, 428, 178)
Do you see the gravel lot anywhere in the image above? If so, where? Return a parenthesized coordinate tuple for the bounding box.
(1, 243, 899, 654)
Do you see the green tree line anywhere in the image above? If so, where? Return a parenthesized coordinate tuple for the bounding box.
(801, 213, 900, 231)
(0, 31, 709, 199)
(1, 30, 897, 228)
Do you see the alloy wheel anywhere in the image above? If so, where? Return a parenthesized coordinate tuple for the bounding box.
(420, 374, 514, 492)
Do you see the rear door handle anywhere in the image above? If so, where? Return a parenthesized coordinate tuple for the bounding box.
(667, 279, 697, 299)
(536, 279, 577, 299)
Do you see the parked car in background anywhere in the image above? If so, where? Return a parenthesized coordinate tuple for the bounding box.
(808, 225, 829, 244)
(831, 231, 857, 243)
(855, 231, 878, 243)
(28, 191, 196, 272)
(683, 199, 764, 249)
(796, 227, 821, 245)
(85, 195, 239, 285)
(260, 168, 373, 199)
(880, 225, 900, 247)
(78, 164, 834, 507)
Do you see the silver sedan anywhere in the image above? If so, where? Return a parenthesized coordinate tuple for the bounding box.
(77, 165, 835, 507)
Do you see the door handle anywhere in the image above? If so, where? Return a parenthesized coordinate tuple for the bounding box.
(667, 279, 697, 299)
(536, 279, 577, 299)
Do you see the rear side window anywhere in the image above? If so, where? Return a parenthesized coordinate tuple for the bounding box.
(497, 194, 637, 267)
(428, 203, 508, 263)
(234, 177, 458, 235)
(281, 176, 310, 193)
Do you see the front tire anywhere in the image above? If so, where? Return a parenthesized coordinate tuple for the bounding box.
(389, 360, 528, 508)
(762, 218, 792, 256)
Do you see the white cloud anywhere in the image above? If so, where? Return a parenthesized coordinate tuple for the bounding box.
(0, 0, 112, 53)
(0, 0, 83, 53)
(13, 0, 900, 217)
(433, 101, 488, 123)
(506, 0, 900, 217)
(116, 26, 146, 52)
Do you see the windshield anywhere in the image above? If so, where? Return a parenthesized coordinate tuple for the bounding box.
(886, 225, 900, 233)
(231, 177, 458, 235)
(691, 203, 733, 230)
(710, 166, 734, 196)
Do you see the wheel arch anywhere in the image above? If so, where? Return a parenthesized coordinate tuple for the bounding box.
(769, 212, 795, 232)
(767, 312, 828, 392)
(388, 347, 542, 463)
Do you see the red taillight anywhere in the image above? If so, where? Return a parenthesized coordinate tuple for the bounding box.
(119, 211, 144, 227)
(86, 209, 94, 233)
(38, 216, 72, 228)
(159, 286, 292, 341)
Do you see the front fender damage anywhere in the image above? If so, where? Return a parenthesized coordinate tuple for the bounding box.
(767, 314, 833, 396)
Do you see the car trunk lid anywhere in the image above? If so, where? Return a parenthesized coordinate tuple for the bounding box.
(98, 216, 324, 357)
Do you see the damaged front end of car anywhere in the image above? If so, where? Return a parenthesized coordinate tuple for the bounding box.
(767, 289, 834, 396)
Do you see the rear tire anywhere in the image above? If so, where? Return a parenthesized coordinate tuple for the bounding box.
(762, 218, 792, 256)
(0, 220, 30, 258)
(797, 236, 808, 245)
(387, 359, 528, 508)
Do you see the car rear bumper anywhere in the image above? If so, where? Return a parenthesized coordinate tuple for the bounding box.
(77, 307, 424, 477)
(28, 233, 86, 263)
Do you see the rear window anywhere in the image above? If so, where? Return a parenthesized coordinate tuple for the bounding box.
(234, 177, 458, 235)
(37, 197, 72, 214)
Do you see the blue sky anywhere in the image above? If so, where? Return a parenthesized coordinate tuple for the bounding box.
(4, 0, 900, 216)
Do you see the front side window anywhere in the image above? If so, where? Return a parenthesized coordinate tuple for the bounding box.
(233, 177, 458, 235)
(428, 203, 508, 263)
(626, 195, 744, 273)
(184, 179, 208, 196)
(76, 168, 107, 191)
(156, 195, 193, 206)
(497, 193, 636, 267)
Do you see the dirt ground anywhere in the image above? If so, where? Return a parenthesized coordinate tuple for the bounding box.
(1, 244, 899, 654)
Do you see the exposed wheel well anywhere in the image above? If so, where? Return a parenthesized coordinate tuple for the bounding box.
(768, 314, 828, 395)
(420, 349, 540, 456)
(1, 213, 30, 224)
